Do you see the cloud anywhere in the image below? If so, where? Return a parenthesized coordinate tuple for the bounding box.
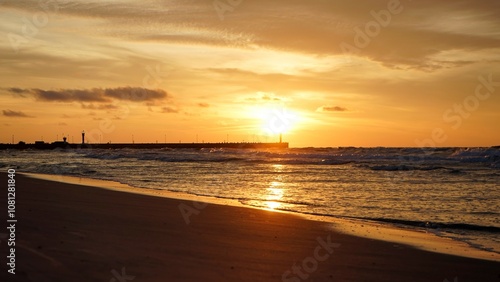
(81, 103, 120, 110)
(245, 92, 285, 103)
(2, 0, 499, 73)
(7, 87, 168, 103)
(33, 89, 109, 102)
(7, 87, 30, 94)
(198, 103, 210, 108)
(104, 87, 168, 102)
(317, 106, 348, 112)
(161, 106, 179, 113)
(2, 109, 34, 118)
(3, 87, 30, 98)
(261, 94, 281, 101)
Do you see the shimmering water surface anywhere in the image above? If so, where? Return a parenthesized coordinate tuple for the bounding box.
(1, 147, 498, 253)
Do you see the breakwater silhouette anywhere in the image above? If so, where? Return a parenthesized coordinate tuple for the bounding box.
(0, 142, 289, 150)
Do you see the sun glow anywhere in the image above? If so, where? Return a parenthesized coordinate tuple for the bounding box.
(255, 106, 300, 135)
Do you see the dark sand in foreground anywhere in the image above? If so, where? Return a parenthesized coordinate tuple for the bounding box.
(0, 173, 498, 281)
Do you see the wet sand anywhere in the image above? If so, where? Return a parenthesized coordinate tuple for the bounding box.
(0, 172, 498, 281)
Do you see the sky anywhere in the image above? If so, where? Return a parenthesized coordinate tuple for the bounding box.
(1, 0, 499, 147)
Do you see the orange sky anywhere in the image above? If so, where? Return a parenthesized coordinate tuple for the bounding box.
(1, 0, 499, 147)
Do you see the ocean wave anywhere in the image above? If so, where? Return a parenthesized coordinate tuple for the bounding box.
(239, 198, 320, 208)
(350, 217, 500, 233)
(72, 147, 500, 167)
(365, 164, 455, 172)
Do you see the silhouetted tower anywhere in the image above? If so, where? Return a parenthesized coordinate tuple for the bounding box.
(82, 131, 85, 144)
(279, 133, 282, 143)
(63, 137, 67, 143)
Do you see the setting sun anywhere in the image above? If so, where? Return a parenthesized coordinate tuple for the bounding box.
(255, 106, 300, 135)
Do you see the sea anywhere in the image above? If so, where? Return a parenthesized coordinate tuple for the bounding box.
(1, 146, 499, 254)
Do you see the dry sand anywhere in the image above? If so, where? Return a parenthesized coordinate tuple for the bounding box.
(0, 172, 498, 281)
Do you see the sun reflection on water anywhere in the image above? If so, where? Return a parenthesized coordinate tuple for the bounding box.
(264, 165, 286, 210)
(266, 201, 282, 210)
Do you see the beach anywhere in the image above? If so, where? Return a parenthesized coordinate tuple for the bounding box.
(0, 172, 498, 282)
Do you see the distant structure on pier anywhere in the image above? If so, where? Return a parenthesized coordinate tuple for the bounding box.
(0, 129, 289, 150)
(0, 141, 288, 150)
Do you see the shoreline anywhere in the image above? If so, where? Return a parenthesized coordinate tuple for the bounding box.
(22, 172, 500, 262)
(1, 172, 498, 281)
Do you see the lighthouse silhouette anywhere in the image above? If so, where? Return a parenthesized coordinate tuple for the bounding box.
(82, 130, 85, 145)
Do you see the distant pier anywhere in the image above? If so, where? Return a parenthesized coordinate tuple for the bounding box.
(0, 142, 289, 150)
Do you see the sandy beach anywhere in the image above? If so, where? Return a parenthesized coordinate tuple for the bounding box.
(1, 172, 498, 282)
